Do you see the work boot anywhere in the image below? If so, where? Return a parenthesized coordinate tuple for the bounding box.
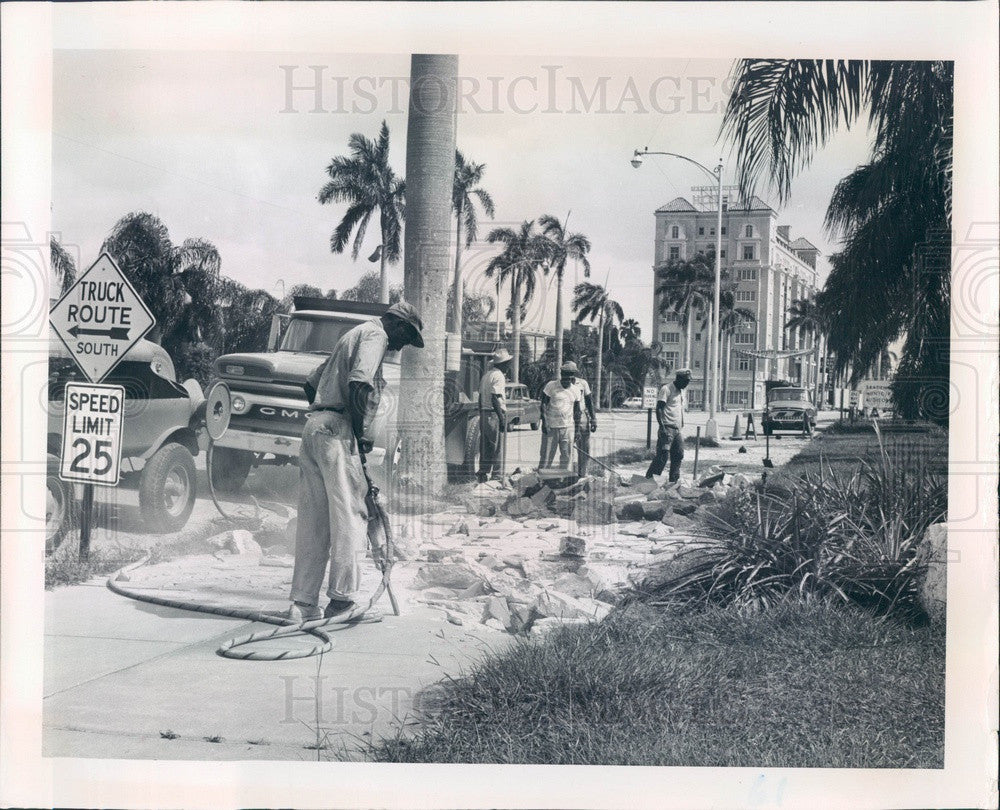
(286, 601, 321, 623)
(324, 598, 356, 618)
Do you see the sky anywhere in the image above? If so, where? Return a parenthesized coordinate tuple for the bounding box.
(52, 50, 875, 341)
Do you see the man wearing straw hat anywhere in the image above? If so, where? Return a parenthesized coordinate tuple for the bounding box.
(645, 367, 691, 483)
(477, 346, 512, 483)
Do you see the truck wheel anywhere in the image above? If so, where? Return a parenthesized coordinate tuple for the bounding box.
(463, 416, 481, 480)
(139, 443, 196, 533)
(209, 446, 254, 494)
(46, 453, 76, 554)
(530, 421, 539, 431)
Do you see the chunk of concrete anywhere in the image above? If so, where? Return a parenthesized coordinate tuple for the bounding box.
(413, 562, 488, 590)
(673, 503, 698, 517)
(426, 547, 464, 563)
(208, 529, 263, 560)
(551, 572, 596, 598)
(619, 501, 646, 521)
(915, 523, 947, 624)
(641, 501, 668, 521)
(698, 471, 725, 488)
(484, 596, 513, 628)
(559, 535, 587, 558)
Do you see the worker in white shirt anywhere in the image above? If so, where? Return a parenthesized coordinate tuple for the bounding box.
(477, 347, 512, 483)
(541, 362, 582, 469)
(572, 372, 597, 476)
(645, 367, 691, 483)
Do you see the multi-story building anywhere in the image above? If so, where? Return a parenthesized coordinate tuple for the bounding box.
(650, 186, 821, 411)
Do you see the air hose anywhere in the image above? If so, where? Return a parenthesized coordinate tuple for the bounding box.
(107, 448, 399, 660)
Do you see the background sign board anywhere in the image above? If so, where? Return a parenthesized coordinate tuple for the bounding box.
(860, 380, 893, 410)
(59, 383, 126, 486)
(49, 253, 155, 383)
(642, 385, 658, 409)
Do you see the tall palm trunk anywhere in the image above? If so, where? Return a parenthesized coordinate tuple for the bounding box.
(554, 266, 565, 371)
(701, 314, 710, 411)
(379, 222, 390, 304)
(722, 331, 731, 410)
(511, 268, 522, 384)
(398, 53, 457, 496)
(815, 332, 825, 407)
(594, 308, 605, 411)
(684, 310, 694, 367)
(450, 198, 464, 334)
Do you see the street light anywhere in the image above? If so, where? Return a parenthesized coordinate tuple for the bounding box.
(631, 147, 724, 442)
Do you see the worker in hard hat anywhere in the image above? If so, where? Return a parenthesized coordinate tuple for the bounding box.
(541, 361, 582, 469)
(645, 367, 691, 483)
(287, 301, 424, 623)
(477, 346, 512, 483)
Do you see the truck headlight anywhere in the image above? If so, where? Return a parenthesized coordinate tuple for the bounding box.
(231, 395, 247, 413)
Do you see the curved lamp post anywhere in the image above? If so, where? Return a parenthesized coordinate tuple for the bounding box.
(631, 148, 724, 441)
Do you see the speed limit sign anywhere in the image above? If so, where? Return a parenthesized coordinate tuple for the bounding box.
(59, 382, 125, 486)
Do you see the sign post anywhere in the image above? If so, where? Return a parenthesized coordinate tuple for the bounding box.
(49, 254, 155, 559)
(642, 385, 657, 449)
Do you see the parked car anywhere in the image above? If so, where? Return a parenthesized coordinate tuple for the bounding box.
(762, 386, 817, 435)
(504, 383, 541, 430)
(622, 396, 644, 409)
(47, 337, 205, 551)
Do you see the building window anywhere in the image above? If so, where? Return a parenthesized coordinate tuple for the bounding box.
(694, 333, 701, 341)
(688, 388, 704, 407)
(698, 226, 705, 236)
(737, 267, 757, 281)
(710, 227, 716, 236)
(744, 224, 753, 237)
(721, 226, 727, 236)
(662, 351, 678, 370)
(693, 360, 701, 369)
(721, 197, 729, 212)
(736, 290, 756, 302)
(671, 225, 679, 238)
(742, 245, 755, 261)
(669, 245, 680, 260)
(735, 333, 754, 345)
(720, 249, 727, 259)
(663, 332, 680, 344)
(726, 390, 749, 406)
(737, 357, 751, 372)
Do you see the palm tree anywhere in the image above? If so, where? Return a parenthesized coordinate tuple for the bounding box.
(451, 151, 496, 334)
(654, 251, 714, 368)
(784, 296, 828, 407)
(721, 59, 952, 420)
(397, 54, 458, 495)
(50, 236, 77, 295)
(539, 213, 591, 370)
(573, 281, 624, 410)
(485, 221, 551, 384)
(620, 318, 641, 344)
(318, 120, 405, 303)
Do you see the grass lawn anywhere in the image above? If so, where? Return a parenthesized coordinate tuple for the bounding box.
(374, 602, 944, 767)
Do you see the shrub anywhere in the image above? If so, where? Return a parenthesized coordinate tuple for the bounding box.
(637, 424, 946, 618)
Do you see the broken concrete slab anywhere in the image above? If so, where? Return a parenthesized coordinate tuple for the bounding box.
(672, 503, 698, 517)
(413, 562, 488, 590)
(641, 502, 668, 522)
(484, 596, 513, 628)
(559, 535, 587, 558)
(550, 572, 596, 599)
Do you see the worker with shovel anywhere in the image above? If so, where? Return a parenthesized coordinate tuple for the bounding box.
(477, 347, 512, 483)
(287, 301, 424, 623)
(645, 367, 691, 483)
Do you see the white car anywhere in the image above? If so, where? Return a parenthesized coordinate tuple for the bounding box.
(622, 396, 644, 409)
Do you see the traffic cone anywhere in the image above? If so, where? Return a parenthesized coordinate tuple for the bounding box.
(731, 413, 742, 439)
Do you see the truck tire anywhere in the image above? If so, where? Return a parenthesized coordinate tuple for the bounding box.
(209, 446, 254, 494)
(139, 442, 196, 533)
(46, 452, 76, 554)
(462, 415, 481, 480)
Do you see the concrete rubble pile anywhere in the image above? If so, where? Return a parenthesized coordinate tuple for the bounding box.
(405, 466, 756, 637)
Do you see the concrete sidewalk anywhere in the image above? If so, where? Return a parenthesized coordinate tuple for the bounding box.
(43, 575, 509, 761)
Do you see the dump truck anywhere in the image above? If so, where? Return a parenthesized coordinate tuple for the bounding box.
(204, 296, 500, 493)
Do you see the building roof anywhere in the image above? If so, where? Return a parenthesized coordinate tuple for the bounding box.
(790, 237, 819, 251)
(656, 197, 697, 213)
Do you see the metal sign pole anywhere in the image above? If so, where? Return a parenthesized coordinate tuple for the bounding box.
(79, 484, 94, 561)
(646, 408, 653, 449)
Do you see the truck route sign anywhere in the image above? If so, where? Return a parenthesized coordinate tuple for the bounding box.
(49, 253, 155, 383)
(59, 383, 125, 486)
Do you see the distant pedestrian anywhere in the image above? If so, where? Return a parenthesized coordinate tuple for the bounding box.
(287, 301, 424, 623)
(541, 362, 582, 469)
(572, 371, 597, 476)
(477, 347, 512, 483)
(645, 368, 691, 483)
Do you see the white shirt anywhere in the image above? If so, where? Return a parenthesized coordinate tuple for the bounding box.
(543, 380, 579, 429)
(479, 367, 507, 413)
(656, 382, 685, 429)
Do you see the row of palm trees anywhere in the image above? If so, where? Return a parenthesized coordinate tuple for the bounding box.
(319, 120, 606, 388)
